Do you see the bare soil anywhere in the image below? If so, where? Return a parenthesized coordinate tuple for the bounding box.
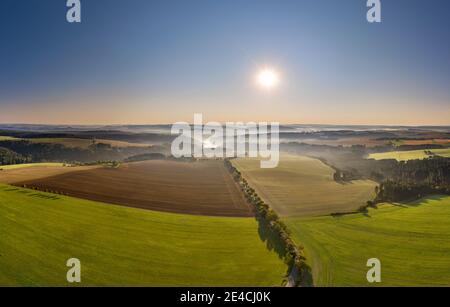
(11, 160, 253, 217)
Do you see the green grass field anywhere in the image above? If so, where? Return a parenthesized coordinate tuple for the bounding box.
(286, 196, 450, 286)
(0, 136, 19, 141)
(232, 155, 376, 217)
(368, 148, 450, 161)
(0, 184, 287, 286)
(0, 163, 65, 170)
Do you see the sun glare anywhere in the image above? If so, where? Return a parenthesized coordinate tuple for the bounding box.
(256, 68, 280, 90)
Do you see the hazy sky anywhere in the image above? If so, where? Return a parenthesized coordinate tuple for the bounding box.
(1, 0, 449, 125)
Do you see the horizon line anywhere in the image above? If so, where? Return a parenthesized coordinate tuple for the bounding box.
(1, 122, 450, 128)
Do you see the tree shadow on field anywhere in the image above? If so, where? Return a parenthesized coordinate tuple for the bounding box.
(331, 212, 373, 218)
(335, 181, 353, 186)
(390, 203, 408, 208)
(298, 265, 314, 287)
(256, 217, 287, 260)
(389, 195, 448, 209)
(256, 217, 315, 287)
(28, 193, 60, 200)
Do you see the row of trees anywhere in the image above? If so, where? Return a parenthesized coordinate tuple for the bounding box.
(388, 157, 450, 186)
(373, 157, 450, 202)
(375, 181, 449, 203)
(71, 160, 121, 168)
(0, 140, 157, 164)
(333, 169, 360, 182)
(0, 147, 31, 166)
(224, 159, 310, 286)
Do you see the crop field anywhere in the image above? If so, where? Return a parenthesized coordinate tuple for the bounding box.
(0, 136, 20, 141)
(0, 136, 150, 148)
(232, 155, 376, 217)
(390, 139, 450, 146)
(12, 160, 252, 217)
(296, 137, 388, 147)
(0, 163, 65, 171)
(25, 137, 151, 148)
(0, 164, 98, 183)
(286, 196, 450, 286)
(368, 148, 450, 161)
(0, 184, 287, 286)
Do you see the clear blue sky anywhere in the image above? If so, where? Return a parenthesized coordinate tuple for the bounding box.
(1, 0, 449, 125)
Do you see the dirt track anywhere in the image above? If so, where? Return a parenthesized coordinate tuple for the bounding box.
(11, 160, 253, 217)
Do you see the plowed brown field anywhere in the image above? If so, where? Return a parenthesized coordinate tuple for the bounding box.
(12, 160, 252, 217)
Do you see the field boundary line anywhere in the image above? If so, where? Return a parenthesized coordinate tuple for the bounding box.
(225, 159, 313, 287)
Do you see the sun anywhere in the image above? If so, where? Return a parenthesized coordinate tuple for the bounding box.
(256, 68, 280, 90)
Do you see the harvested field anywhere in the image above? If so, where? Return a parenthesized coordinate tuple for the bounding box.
(0, 164, 98, 183)
(0, 136, 20, 141)
(297, 137, 388, 147)
(26, 137, 151, 148)
(398, 139, 450, 146)
(368, 148, 450, 161)
(233, 155, 376, 217)
(13, 160, 252, 217)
